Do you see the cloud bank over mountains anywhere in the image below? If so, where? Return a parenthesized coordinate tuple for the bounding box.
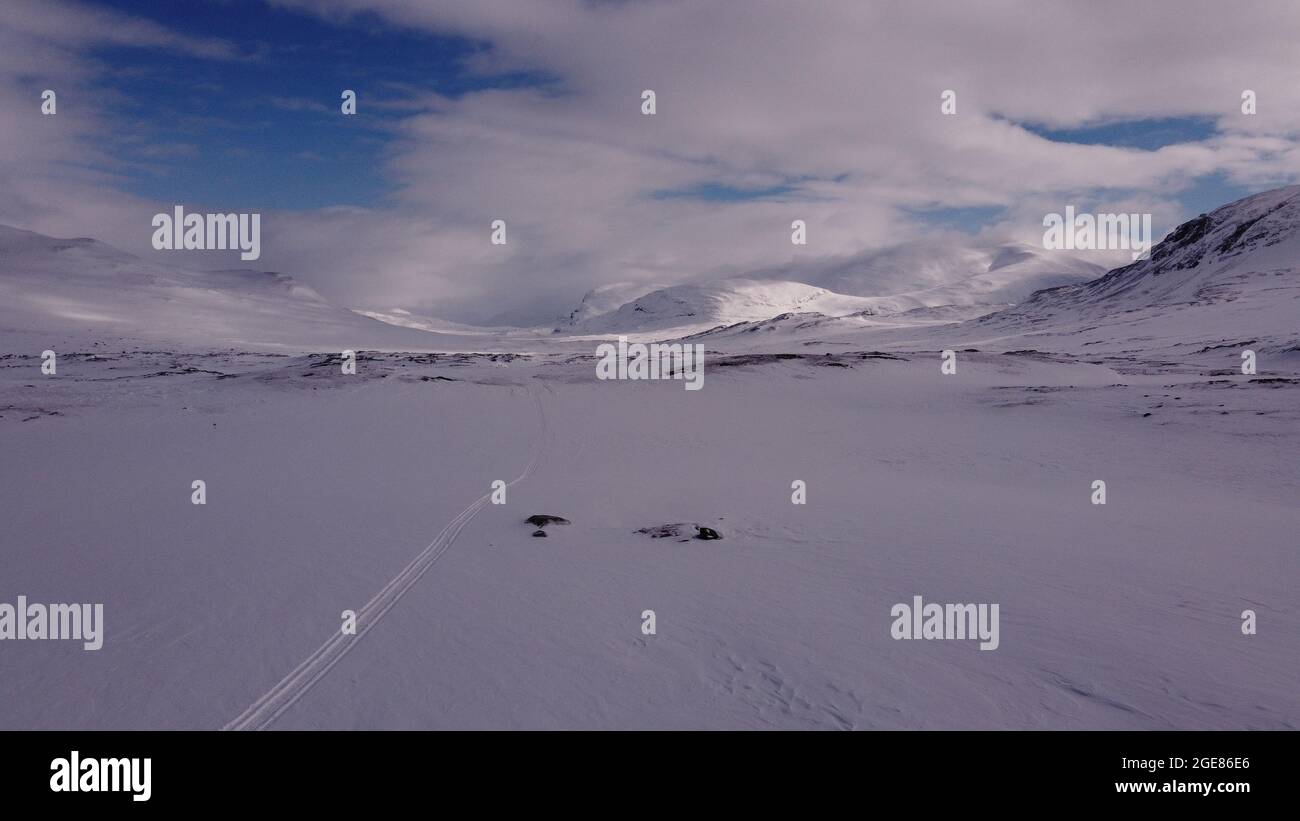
(5, 0, 1300, 323)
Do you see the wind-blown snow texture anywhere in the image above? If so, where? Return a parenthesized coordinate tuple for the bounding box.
(1, 188, 1297, 729)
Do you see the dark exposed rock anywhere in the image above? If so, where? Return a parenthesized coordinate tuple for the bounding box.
(525, 514, 570, 527)
(532, 529, 548, 537)
(636, 523, 723, 541)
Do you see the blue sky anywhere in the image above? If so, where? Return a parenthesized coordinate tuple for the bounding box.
(911, 117, 1253, 233)
(92, 0, 547, 210)
(1021, 116, 1219, 151)
(1023, 117, 1253, 221)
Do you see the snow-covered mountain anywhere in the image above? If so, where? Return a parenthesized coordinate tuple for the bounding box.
(758, 240, 1106, 305)
(565, 278, 889, 335)
(679, 302, 1004, 346)
(626, 186, 1300, 368)
(559, 281, 668, 328)
(354, 308, 519, 336)
(973, 186, 1300, 357)
(0, 225, 461, 351)
(8, 185, 1298, 362)
(561, 241, 1105, 336)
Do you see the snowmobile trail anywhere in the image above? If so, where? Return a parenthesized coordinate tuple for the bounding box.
(223, 387, 548, 731)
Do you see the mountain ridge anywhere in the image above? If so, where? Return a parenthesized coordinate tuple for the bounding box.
(0, 224, 469, 351)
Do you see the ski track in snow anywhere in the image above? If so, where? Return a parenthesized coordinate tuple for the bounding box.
(222, 388, 547, 731)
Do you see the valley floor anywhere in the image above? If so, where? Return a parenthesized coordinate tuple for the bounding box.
(1, 348, 1296, 728)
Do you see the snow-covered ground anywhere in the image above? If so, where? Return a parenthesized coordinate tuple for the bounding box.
(1, 347, 1295, 729)
(1, 188, 1298, 729)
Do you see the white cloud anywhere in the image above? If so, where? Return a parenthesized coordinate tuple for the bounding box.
(8, 0, 1300, 323)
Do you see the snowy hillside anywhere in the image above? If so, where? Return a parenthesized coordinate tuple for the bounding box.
(758, 240, 1105, 305)
(680, 302, 1005, 347)
(677, 189, 1300, 369)
(353, 308, 522, 337)
(0, 225, 463, 352)
(561, 242, 1104, 337)
(971, 187, 1300, 359)
(566, 278, 889, 335)
(559, 281, 668, 328)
